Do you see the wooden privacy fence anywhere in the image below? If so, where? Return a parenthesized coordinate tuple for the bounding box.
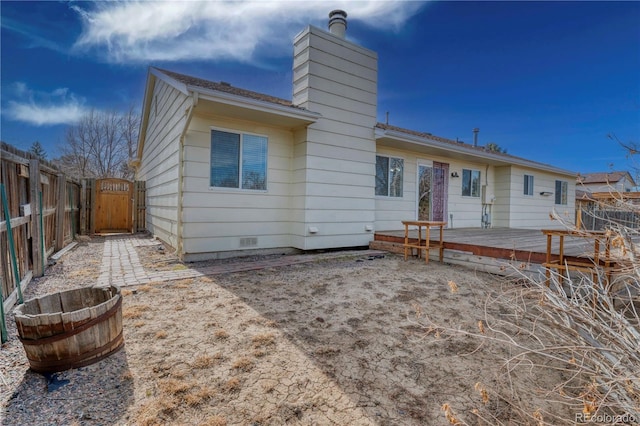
(1, 143, 81, 314)
(1, 143, 147, 319)
(578, 203, 640, 231)
(82, 179, 146, 234)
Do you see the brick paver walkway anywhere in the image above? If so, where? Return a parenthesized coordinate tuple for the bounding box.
(96, 234, 386, 287)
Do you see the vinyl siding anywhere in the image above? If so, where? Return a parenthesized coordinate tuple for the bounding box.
(374, 147, 497, 230)
(447, 161, 491, 228)
(180, 114, 295, 258)
(492, 166, 511, 227)
(136, 79, 192, 249)
(507, 167, 575, 229)
(292, 26, 377, 249)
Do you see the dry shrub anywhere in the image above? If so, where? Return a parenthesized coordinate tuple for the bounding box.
(199, 415, 227, 426)
(252, 349, 266, 358)
(121, 289, 133, 296)
(174, 278, 193, 288)
(137, 284, 156, 293)
(315, 346, 340, 356)
(214, 329, 229, 339)
(134, 395, 179, 426)
(185, 386, 216, 406)
(224, 377, 241, 392)
(121, 370, 134, 381)
(419, 209, 640, 425)
(192, 355, 217, 369)
(251, 332, 276, 348)
(245, 317, 277, 328)
(67, 268, 97, 279)
(123, 304, 150, 319)
(175, 304, 185, 311)
(158, 378, 193, 395)
(170, 366, 188, 380)
(232, 357, 253, 372)
(261, 380, 277, 393)
(133, 321, 146, 328)
(155, 330, 168, 339)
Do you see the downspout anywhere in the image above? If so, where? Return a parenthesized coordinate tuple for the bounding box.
(177, 92, 198, 260)
(482, 164, 490, 228)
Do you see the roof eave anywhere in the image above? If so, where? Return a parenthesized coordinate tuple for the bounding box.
(135, 69, 155, 164)
(189, 85, 321, 123)
(375, 127, 576, 177)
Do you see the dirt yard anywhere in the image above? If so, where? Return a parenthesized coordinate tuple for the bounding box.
(1, 236, 575, 425)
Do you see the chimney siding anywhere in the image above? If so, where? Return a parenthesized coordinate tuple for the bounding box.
(291, 25, 378, 250)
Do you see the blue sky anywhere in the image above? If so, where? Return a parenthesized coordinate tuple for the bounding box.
(1, 1, 639, 175)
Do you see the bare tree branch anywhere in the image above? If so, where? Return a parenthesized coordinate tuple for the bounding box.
(54, 107, 140, 180)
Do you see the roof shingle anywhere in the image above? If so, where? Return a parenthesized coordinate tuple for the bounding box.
(376, 122, 510, 157)
(156, 68, 304, 110)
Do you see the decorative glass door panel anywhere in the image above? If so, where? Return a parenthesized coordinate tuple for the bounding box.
(432, 162, 449, 222)
(418, 164, 432, 221)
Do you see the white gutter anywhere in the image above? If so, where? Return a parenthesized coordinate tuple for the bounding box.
(375, 127, 576, 177)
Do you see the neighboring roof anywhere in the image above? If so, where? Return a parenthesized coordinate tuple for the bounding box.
(577, 171, 636, 186)
(375, 123, 576, 177)
(575, 189, 595, 201)
(156, 68, 306, 111)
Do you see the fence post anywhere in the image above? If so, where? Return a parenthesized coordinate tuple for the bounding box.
(89, 179, 96, 234)
(80, 179, 86, 235)
(0, 277, 6, 344)
(55, 173, 66, 250)
(29, 159, 44, 277)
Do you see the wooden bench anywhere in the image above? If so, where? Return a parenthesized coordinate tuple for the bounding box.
(401, 221, 447, 264)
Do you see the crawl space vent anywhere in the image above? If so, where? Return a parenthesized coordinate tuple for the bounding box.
(239, 237, 258, 247)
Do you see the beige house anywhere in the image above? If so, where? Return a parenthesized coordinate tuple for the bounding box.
(134, 11, 576, 261)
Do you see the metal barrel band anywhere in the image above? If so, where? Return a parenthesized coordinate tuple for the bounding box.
(28, 330, 125, 373)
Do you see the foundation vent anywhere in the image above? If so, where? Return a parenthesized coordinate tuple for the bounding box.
(239, 237, 258, 247)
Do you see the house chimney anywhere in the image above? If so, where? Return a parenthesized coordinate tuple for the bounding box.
(328, 10, 347, 38)
(473, 128, 479, 147)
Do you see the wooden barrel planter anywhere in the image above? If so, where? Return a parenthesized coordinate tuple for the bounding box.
(14, 285, 124, 373)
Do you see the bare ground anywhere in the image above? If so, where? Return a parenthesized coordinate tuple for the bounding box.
(1, 236, 574, 425)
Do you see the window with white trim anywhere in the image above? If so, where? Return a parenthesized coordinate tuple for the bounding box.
(462, 169, 481, 197)
(524, 174, 534, 196)
(210, 129, 267, 190)
(555, 180, 568, 205)
(375, 155, 403, 197)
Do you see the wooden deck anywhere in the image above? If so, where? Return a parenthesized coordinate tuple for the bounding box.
(373, 227, 615, 276)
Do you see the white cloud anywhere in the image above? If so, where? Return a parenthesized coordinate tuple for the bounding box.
(72, 1, 425, 64)
(4, 83, 89, 126)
